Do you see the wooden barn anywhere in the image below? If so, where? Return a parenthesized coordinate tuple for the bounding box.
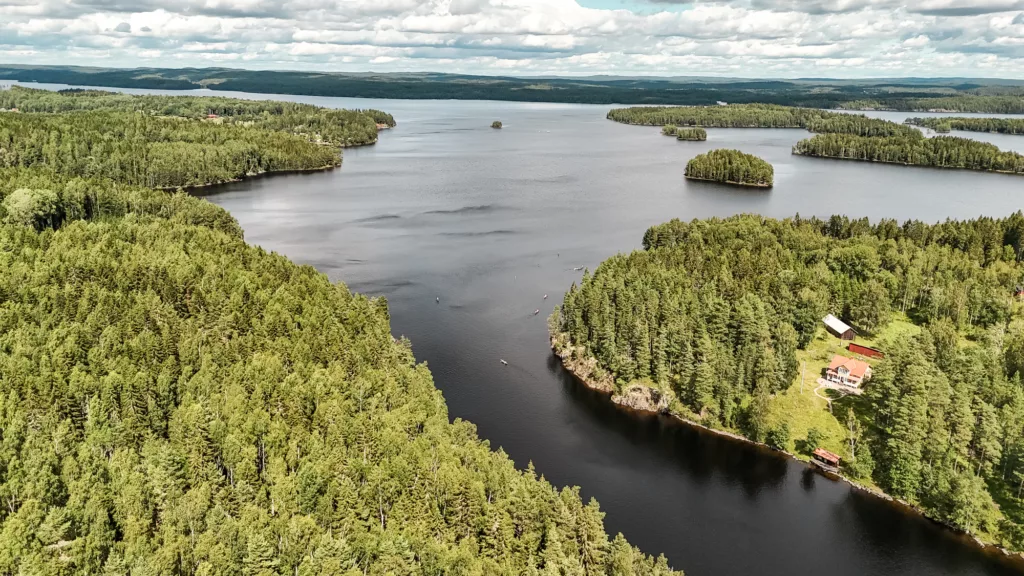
(823, 314, 856, 341)
(848, 342, 884, 359)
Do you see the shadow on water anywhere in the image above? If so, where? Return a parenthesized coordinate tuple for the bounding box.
(546, 353, 789, 497)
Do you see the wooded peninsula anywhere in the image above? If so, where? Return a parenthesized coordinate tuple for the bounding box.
(0, 91, 679, 575)
(684, 149, 773, 187)
(552, 213, 1024, 552)
(906, 117, 1024, 135)
(0, 87, 398, 188)
(793, 134, 1024, 174)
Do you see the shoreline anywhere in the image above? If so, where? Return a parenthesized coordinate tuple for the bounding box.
(684, 175, 772, 188)
(162, 161, 343, 192)
(549, 332, 1024, 562)
(791, 150, 1024, 176)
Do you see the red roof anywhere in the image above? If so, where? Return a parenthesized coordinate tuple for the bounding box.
(828, 355, 871, 380)
(813, 448, 841, 464)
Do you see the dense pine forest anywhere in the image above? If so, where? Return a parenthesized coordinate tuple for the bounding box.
(684, 149, 773, 187)
(0, 111, 342, 188)
(0, 86, 392, 147)
(793, 133, 1024, 174)
(906, 117, 1024, 135)
(553, 213, 1024, 550)
(0, 96, 680, 574)
(660, 126, 707, 141)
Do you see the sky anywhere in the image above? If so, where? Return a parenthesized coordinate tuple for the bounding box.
(3, 0, 1024, 78)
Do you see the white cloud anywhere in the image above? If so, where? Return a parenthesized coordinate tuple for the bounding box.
(1, 0, 1024, 77)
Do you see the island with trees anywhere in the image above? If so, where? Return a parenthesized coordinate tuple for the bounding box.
(608, 103, 830, 128)
(491, 120, 503, 129)
(0, 92, 681, 575)
(793, 133, 1024, 175)
(676, 127, 708, 141)
(906, 116, 1024, 135)
(685, 149, 773, 187)
(552, 212, 1024, 552)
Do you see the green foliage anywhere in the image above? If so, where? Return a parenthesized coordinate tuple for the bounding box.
(0, 111, 341, 188)
(907, 116, 1024, 135)
(558, 213, 1024, 545)
(0, 86, 388, 146)
(806, 115, 920, 138)
(661, 125, 677, 136)
(767, 423, 791, 451)
(685, 149, 773, 187)
(842, 95, 1024, 114)
(491, 120, 503, 129)
(793, 133, 1024, 175)
(675, 128, 707, 141)
(608, 104, 830, 128)
(0, 107, 680, 574)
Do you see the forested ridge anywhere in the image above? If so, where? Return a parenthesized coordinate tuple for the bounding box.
(554, 214, 1024, 550)
(907, 117, 1024, 135)
(840, 96, 1024, 114)
(0, 101, 680, 573)
(0, 111, 342, 189)
(793, 133, 1024, 174)
(684, 150, 773, 187)
(0, 86, 392, 147)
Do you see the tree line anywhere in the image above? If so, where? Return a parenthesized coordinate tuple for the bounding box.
(0, 143, 680, 573)
(0, 86, 393, 147)
(553, 213, 1024, 549)
(841, 95, 1024, 114)
(608, 104, 831, 128)
(793, 133, 1024, 174)
(684, 149, 773, 187)
(0, 110, 343, 188)
(907, 116, 1024, 135)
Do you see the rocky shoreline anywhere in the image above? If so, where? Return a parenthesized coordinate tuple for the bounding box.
(549, 332, 1024, 561)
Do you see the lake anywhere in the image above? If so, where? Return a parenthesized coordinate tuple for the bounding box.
(21, 82, 1024, 576)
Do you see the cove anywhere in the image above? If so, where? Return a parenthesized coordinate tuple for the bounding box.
(23, 82, 1024, 576)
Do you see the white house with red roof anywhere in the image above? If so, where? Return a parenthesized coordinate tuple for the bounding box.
(826, 355, 872, 389)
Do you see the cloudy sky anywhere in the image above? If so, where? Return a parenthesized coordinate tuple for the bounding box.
(2, 0, 1024, 78)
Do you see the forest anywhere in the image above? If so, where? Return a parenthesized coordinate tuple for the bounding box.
(684, 149, 773, 187)
(660, 126, 707, 141)
(553, 213, 1024, 550)
(906, 117, 1024, 135)
(840, 95, 1024, 114)
(0, 111, 343, 188)
(792, 133, 1024, 174)
(608, 104, 830, 128)
(0, 86, 392, 147)
(0, 100, 680, 573)
(5, 65, 1024, 110)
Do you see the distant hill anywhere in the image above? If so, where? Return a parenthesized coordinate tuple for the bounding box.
(3, 64, 1024, 108)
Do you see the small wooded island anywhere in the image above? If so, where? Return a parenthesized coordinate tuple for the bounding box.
(662, 125, 708, 140)
(491, 120, 503, 129)
(685, 149, 773, 187)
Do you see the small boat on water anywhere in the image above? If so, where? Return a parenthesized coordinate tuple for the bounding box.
(500, 359, 508, 366)
(573, 266, 584, 271)
(543, 294, 548, 299)
(533, 309, 540, 315)
(436, 297, 439, 303)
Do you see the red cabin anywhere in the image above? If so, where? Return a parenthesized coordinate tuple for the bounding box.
(811, 448, 841, 473)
